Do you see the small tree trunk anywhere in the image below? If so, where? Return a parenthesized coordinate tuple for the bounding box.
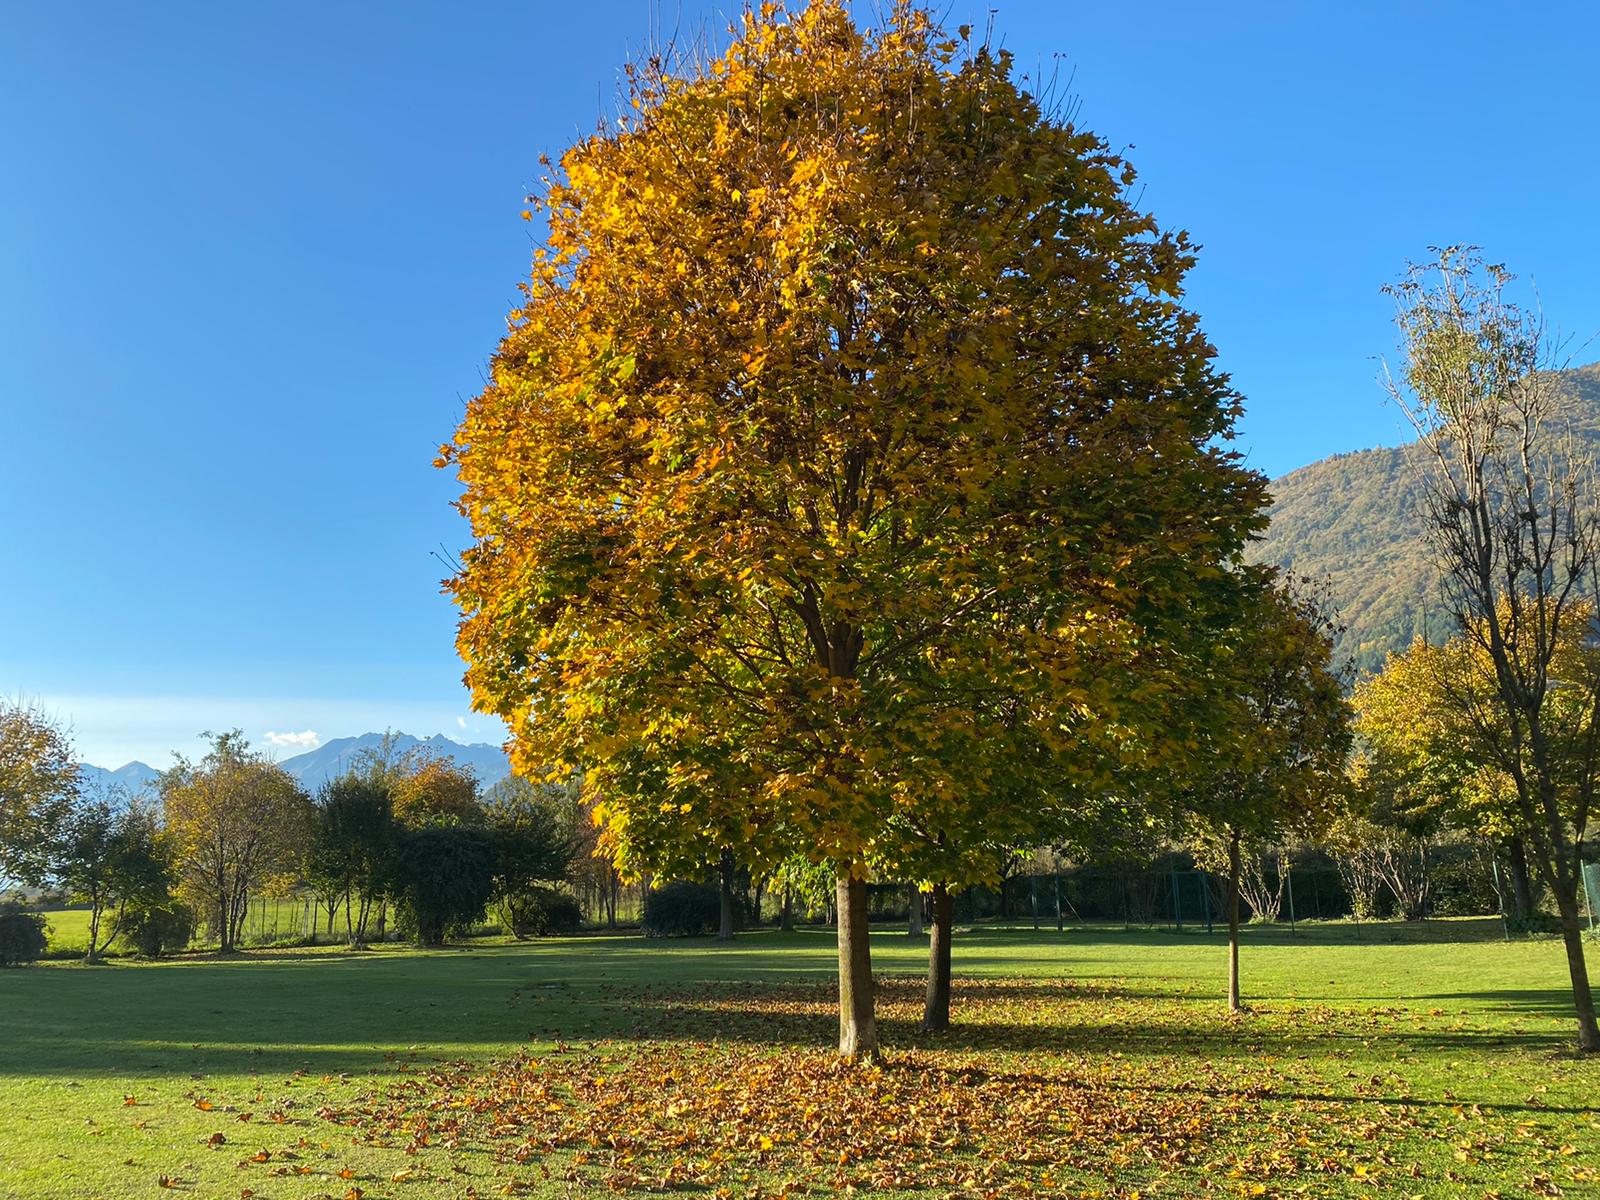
(1507, 836, 1535, 919)
(85, 898, 103, 964)
(907, 883, 923, 937)
(923, 882, 953, 1032)
(835, 871, 878, 1060)
(780, 885, 794, 932)
(1552, 874, 1600, 1052)
(1227, 827, 1243, 1013)
(718, 850, 736, 941)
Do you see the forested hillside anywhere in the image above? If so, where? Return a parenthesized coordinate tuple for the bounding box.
(1251, 362, 1600, 675)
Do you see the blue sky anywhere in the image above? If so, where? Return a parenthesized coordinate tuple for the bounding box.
(3, 2, 1597, 769)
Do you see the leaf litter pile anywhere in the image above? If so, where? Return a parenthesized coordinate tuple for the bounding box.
(236, 978, 1595, 1198)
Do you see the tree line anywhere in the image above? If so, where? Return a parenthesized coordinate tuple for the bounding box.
(0, 723, 576, 959)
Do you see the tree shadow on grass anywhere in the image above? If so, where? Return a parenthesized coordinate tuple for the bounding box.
(590, 976, 1574, 1062)
(1087, 1075, 1600, 1117)
(2, 931, 1581, 1092)
(1425, 988, 1591, 1020)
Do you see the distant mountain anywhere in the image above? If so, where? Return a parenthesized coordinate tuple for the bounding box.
(78, 733, 514, 800)
(276, 732, 513, 790)
(77, 760, 162, 799)
(1250, 362, 1600, 675)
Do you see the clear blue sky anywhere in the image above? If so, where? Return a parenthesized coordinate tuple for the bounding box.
(3, 2, 1597, 768)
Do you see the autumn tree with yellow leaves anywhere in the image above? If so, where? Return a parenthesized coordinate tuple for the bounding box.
(443, 1, 1267, 1058)
(1382, 247, 1600, 1052)
(161, 731, 312, 954)
(1178, 575, 1351, 1012)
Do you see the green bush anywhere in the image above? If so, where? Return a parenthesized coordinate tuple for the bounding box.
(121, 903, 196, 958)
(392, 825, 497, 946)
(499, 885, 583, 938)
(642, 880, 721, 937)
(0, 901, 48, 966)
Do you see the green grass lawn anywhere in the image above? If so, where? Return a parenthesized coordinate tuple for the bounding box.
(37, 898, 330, 956)
(2, 919, 1597, 1199)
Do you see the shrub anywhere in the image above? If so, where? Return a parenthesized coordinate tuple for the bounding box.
(642, 880, 721, 937)
(0, 901, 48, 966)
(391, 825, 497, 946)
(499, 885, 583, 938)
(121, 902, 196, 958)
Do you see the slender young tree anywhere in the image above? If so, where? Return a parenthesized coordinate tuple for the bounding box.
(443, 1, 1266, 1058)
(1181, 575, 1351, 1012)
(1385, 247, 1600, 1052)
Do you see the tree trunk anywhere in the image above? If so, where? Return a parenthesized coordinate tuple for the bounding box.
(84, 889, 104, 963)
(780, 885, 794, 932)
(1506, 836, 1535, 920)
(923, 882, 953, 1032)
(718, 850, 736, 941)
(1227, 827, 1243, 1013)
(835, 871, 878, 1060)
(1551, 874, 1600, 1052)
(907, 883, 923, 937)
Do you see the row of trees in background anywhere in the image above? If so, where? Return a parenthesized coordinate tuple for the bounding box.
(0, 719, 577, 959)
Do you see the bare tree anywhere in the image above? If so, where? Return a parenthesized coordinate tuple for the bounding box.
(1385, 246, 1599, 1051)
(1236, 843, 1288, 924)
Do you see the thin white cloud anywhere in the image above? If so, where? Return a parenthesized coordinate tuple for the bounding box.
(264, 729, 321, 750)
(457, 716, 468, 730)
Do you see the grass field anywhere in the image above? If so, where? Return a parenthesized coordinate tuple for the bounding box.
(3, 919, 1597, 1199)
(37, 898, 335, 956)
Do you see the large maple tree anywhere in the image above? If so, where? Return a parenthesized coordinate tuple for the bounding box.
(443, 1, 1267, 1058)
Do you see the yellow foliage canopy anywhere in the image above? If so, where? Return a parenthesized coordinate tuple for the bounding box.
(442, 2, 1268, 885)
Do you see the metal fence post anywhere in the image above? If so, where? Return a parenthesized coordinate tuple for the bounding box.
(1584, 862, 1599, 932)
(1286, 865, 1297, 935)
(1492, 859, 1511, 940)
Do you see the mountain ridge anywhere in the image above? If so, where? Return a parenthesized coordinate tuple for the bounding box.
(78, 731, 512, 797)
(1250, 361, 1600, 674)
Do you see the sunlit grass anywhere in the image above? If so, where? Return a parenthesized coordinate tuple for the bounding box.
(1, 920, 1596, 1198)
